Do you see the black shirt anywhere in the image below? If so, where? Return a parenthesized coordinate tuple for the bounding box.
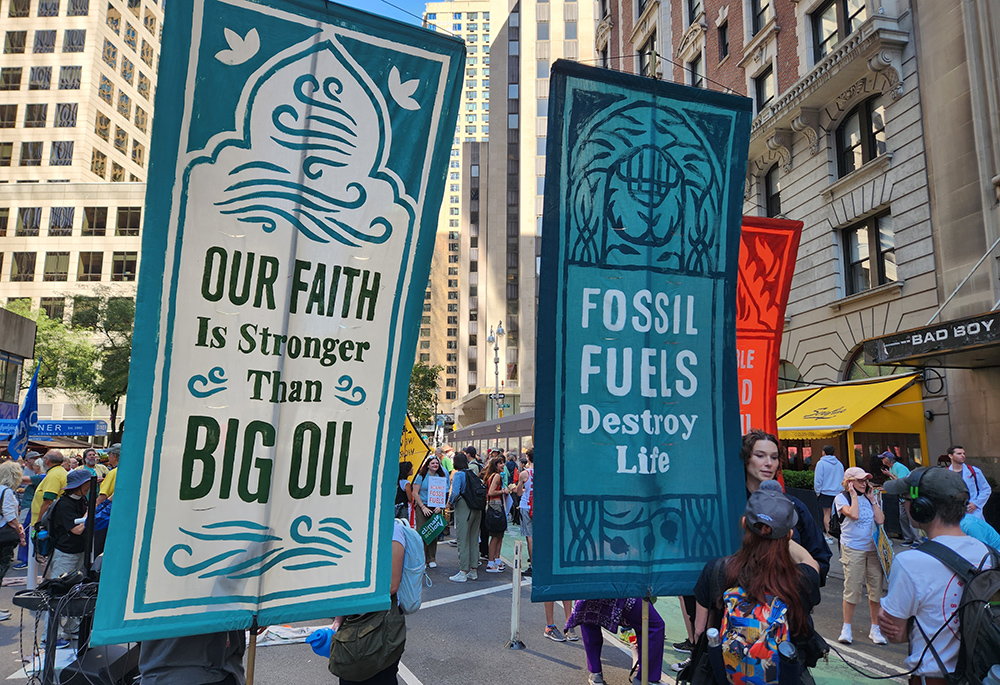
(51, 494, 88, 554)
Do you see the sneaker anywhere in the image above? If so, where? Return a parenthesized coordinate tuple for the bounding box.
(565, 627, 580, 641)
(55, 638, 71, 649)
(673, 638, 694, 654)
(486, 562, 502, 573)
(428, 561, 437, 569)
(480, 553, 489, 561)
(671, 657, 692, 672)
(588, 673, 605, 684)
(467, 569, 478, 580)
(11, 561, 27, 570)
(869, 625, 888, 645)
(0, 610, 10, 621)
(449, 571, 468, 583)
(838, 625, 853, 644)
(448, 539, 458, 546)
(544, 625, 566, 642)
(522, 566, 533, 577)
(824, 535, 836, 545)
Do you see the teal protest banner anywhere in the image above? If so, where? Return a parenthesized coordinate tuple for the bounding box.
(532, 61, 752, 601)
(92, 0, 464, 644)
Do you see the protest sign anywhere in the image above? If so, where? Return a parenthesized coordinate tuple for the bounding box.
(736, 217, 802, 436)
(400, 413, 431, 478)
(425, 476, 448, 508)
(533, 61, 752, 601)
(93, 0, 464, 645)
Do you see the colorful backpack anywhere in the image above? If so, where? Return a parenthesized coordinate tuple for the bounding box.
(720, 586, 790, 685)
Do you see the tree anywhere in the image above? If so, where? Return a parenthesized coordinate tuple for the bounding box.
(408, 362, 442, 429)
(3, 300, 97, 392)
(83, 290, 134, 435)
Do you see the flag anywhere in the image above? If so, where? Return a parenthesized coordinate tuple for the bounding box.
(8, 364, 39, 460)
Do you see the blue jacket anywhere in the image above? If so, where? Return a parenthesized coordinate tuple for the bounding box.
(448, 470, 466, 507)
(813, 455, 845, 497)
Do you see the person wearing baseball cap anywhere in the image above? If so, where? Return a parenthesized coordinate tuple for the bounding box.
(833, 466, 887, 645)
(878, 467, 997, 682)
(47, 467, 93, 645)
(690, 482, 823, 680)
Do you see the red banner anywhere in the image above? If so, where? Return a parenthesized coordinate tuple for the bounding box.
(737, 217, 803, 437)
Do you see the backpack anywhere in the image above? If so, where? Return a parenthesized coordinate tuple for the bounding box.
(392, 518, 429, 615)
(32, 496, 61, 557)
(916, 541, 1000, 685)
(460, 470, 487, 511)
(827, 489, 851, 539)
(720, 586, 790, 685)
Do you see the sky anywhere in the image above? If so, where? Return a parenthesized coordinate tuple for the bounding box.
(334, 0, 427, 26)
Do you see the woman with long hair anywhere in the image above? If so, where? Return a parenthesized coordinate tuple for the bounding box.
(692, 481, 822, 682)
(480, 454, 508, 573)
(394, 462, 413, 521)
(412, 454, 449, 569)
(446, 453, 481, 582)
(834, 466, 886, 645)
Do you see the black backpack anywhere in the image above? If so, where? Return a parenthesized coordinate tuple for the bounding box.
(460, 470, 487, 511)
(827, 489, 851, 539)
(916, 541, 1000, 685)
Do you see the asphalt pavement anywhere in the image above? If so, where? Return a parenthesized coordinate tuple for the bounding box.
(0, 529, 915, 684)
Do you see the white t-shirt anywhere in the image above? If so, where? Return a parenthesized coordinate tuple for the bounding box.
(518, 468, 533, 512)
(392, 519, 406, 547)
(834, 492, 876, 551)
(881, 535, 993, 676)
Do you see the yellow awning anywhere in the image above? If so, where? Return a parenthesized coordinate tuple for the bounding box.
(776, 374, 919, 439)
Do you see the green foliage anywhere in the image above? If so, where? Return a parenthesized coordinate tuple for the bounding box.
(3, 300, 97, 392)
(782, 469, 814, 490)
(408, 362, 442, 429)
(86, 289, 135, 433)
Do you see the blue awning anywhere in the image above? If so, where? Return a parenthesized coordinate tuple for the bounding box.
(0, 420, 108, 438)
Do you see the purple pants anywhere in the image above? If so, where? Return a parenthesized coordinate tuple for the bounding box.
(580, 602, 664, 681)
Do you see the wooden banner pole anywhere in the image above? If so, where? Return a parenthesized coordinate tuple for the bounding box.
(641, 598, 649, 685)
(246, 616, 258, 685)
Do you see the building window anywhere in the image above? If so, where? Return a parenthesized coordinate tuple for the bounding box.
(55, 103, 77, 127)
(95, 112, 110, 140)
(688, 0, 703, 25)
(117, 207, 141, 235)
(59, 66, 81, 89)
(83, 207, 107, 236)
(689, 53, 704, 88)
(137, 72, 150, 99)
(843, 213, 895, 296)
(11, 252, 36, 281)
(144, 8, 156, 33)
(0, 105, 16, 128)
(565, 21, 577, 40)
(132, 140, 145, 167)
(50, 141, 74, 165)
(19, 142, 42, 166)
(107, 5, 121, 32)
(28, 66, 51, 90)
(127, 0, 140, 17)
(98, 75, 114, 104)
(118, 92, 131, 118)
(38, 0, 59, 16)
(764, 164, 781, 217)
(73, 296, 99, 326)
(121, 57, 134, 85)
(836, 95, 886, 177)
(124, 23, 137, 50)
(63, 29, 86, 52)
(43, 252, 70, 281)
(8, 0, 29, 17)
(111, 252, 137, 281)
(114, 126, 128, 153)
(140, 39, 154, 66)
(639, 32, 656, 77)
(719, 21, 729, 60)
(78, 252, 103, 281)
(0, 68, 21, 90)
(68, 0, 89, 15)
(91, 148, 107, 177)
(40, 297, 65, 320)
(34, 30, 56, 53)
(751, 0, 770, 36)
(777, 360, 805, 390)
(4, 32, 27, 54)
(812, 0, 865, 63)
(24, 104, 47, 128)
(16, 208, 41, 236)
(111, 162, 126, 182)
(0, 143, 11, 167)
(754, 65, 775, 112)
(134, 106, 147, 132)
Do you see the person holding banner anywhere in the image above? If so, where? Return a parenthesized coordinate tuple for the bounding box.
(833, 467, 888, 645)
(565, 597, 665, 685)
(412, 455, 449, 568)
(447, 452, 481, 582)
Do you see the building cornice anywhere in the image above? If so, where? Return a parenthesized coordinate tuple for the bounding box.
(629, 0, 659, 47)
(676, 17, 707, 63)
(596, 16, 613, 52)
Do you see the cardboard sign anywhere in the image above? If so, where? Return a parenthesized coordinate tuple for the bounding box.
(93, 0, 464, 644)
(532, 61, 752, 601)
(425, 476, 448, 508)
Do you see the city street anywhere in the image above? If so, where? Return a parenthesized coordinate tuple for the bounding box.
(0, 529, 912, 684)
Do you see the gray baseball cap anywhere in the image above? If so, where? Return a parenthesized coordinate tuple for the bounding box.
(745, 481, 799, 539)
(883, 466, 969, 503)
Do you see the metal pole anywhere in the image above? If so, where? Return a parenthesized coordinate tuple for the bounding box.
(506, 540, 525, 649)
(641, 599, 649, 685)
(246, 617, 258, 685)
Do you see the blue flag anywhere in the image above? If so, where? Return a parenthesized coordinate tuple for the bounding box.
(8, 364, 39, 460)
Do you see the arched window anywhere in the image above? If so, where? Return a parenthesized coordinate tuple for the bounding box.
(836, 94, 887, 177)
(764, 164, 781, 217)
(778, 360, 804, 390)
(844, 346, 912, 381)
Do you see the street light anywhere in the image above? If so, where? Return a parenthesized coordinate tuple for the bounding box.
(487, 321, 504, 420)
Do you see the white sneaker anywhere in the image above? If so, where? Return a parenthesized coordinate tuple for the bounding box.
(869, 625, 888, 645)
(428, 561, 437, 569)
(588, 673, 604, 684)
(449, 571, 468, 583)
(838, 625, 853, 644)
(467, 569, 478, 580)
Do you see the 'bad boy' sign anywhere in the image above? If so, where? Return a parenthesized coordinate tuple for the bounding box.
(533, 62, 752, 601)
(93, 0, 463, 644)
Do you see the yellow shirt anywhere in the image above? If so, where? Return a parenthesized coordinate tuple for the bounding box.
(31, 465, 68, 521)
(99, 467, 117, 499)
